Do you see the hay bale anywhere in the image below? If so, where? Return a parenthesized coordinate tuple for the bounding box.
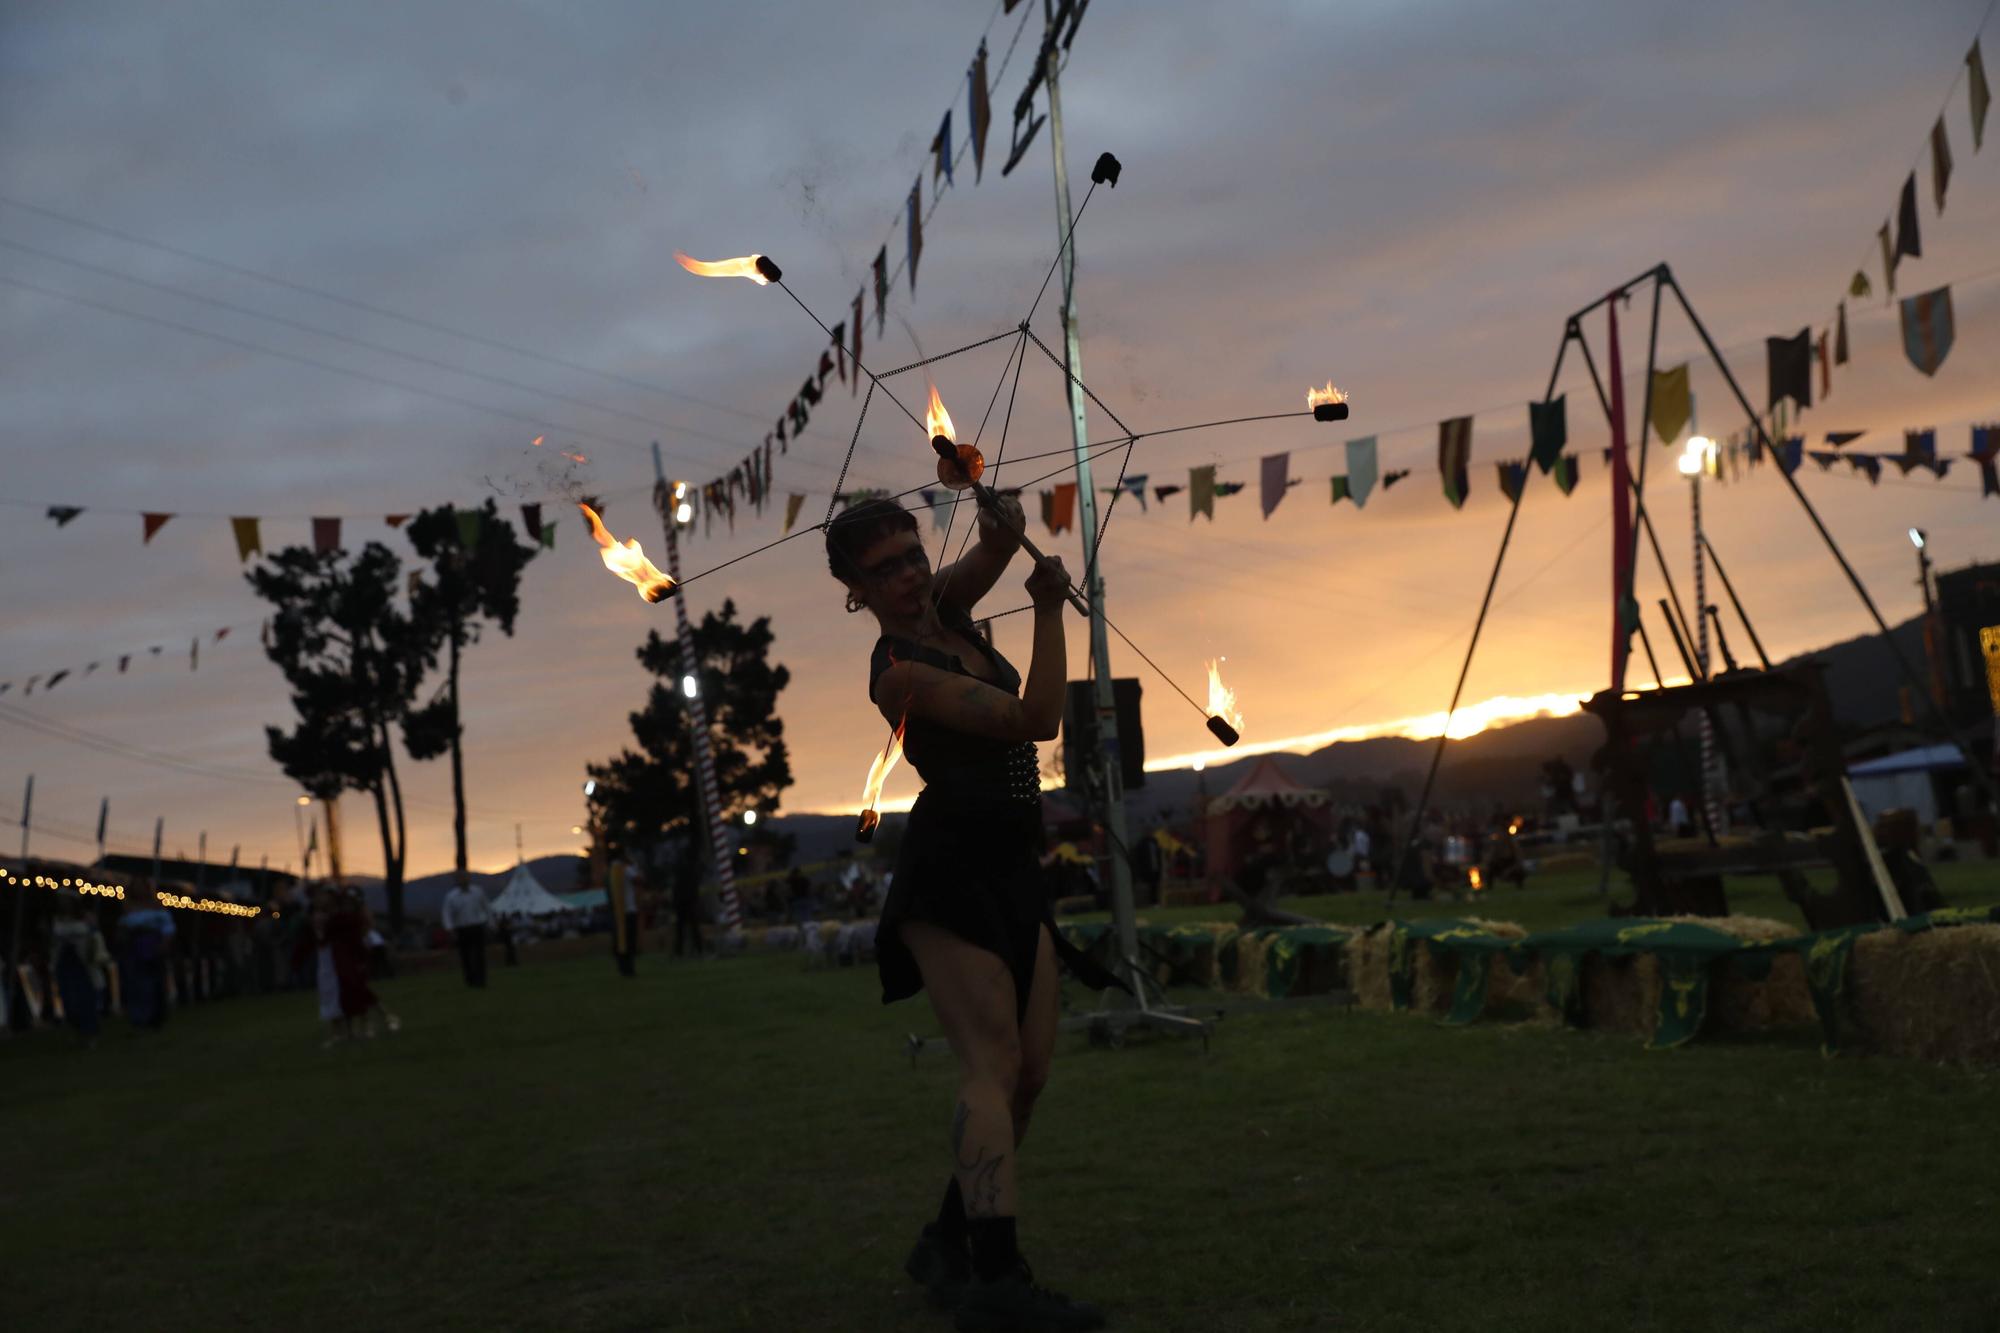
(1221, 930, 1277, 997)
(1409, 919, 1527, 1018)
(1347, 926, 1395, 1011)
(1578, 916, 1814, 1039)
(1847, 924, 2000, 1063)
(1346, 920, 1529, 1017)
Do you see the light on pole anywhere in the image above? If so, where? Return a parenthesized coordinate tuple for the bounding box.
(1679, 435, 1723, 836)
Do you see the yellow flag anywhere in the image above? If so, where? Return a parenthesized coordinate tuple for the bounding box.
(1650, 364, 1691, 444)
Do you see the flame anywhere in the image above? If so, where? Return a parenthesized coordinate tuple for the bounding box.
(674, 251, 770, 285)
(1306, 381, 1347, 408)
(532, 435, 544, 447)
(579, 503, 676, 603)
(1206, 658, 1244, 731)
(1507, 821, 1521, 836)
(1469, 867, 1484, 891)
(926, 384, 956, 443)
(860, 715, 909, 818)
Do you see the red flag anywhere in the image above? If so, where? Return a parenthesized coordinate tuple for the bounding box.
(851, 290, 865, 395)
(312, 518, 341, 554)
(142, 513, 173, 544)
(1607, 296, 1634, 690)
(385, 514, 411, 528)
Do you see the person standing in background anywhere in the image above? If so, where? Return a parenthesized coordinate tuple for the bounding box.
(441, 875, 490, 989)
(608, 856, 639, 978)
(671, 864, 705, 959)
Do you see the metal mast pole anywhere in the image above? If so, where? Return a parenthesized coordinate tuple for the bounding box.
(652, 443, 742, 939)
(1043, 6, 1141, 994)
(1689, 457, 1722, 834)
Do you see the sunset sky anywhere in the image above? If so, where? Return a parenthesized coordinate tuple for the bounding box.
(5, 0, 2000, 878)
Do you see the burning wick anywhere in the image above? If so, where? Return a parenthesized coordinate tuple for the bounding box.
(1308, 381, 1349, 422)
(856, 715, 908, 843)
(1469, 867, 1484, 892)
(579, 503, 677, 603)
(926, 385, 984, 489)
(674, 250, 782, 285)
(1205, 658, 1243, 746)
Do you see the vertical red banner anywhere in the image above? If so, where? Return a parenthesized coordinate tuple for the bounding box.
(1607, 296, 1634, 689)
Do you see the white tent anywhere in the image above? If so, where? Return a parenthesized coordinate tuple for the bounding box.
(489, 861, 571, 918)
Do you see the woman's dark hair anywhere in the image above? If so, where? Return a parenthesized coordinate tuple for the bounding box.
(825, 497, 917, 583)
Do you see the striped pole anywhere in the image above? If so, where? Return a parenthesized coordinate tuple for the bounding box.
(1690, 464, 1724, 836)
(652, 447, 742, 936)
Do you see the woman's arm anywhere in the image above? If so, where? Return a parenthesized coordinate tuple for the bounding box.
(934, 491, 1026, 614)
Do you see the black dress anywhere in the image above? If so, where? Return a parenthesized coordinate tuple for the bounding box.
(870, 601, 1125, 1023)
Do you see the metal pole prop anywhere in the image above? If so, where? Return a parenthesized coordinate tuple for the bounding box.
(652, 444, 742, 937)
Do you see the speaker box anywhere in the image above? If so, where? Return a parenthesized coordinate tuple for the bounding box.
(1063, 678, 1144, 791)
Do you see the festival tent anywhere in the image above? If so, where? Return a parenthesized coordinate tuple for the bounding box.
(1848, 743, 1966, 828)
(1203, 755, 1335, 887)
(489, 861, 571, 917)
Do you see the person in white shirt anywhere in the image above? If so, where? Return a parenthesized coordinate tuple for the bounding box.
(440, 877, 491, 989)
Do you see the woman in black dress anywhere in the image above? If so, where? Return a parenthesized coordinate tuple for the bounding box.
(827, 496, 1116, 1332)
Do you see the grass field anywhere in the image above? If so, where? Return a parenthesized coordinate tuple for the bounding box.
(7, 874, 2000, 1333)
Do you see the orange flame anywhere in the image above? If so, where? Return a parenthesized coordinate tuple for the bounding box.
(1507, 821, 1521, 836)
(860, 715, 908, 819)
(926, 384, 956, 443)
(1306, 381, 1347, 408)
(674, 251, 770, 285)
(1469, 867, 1484, 891)
(532, 435, 544, 447)
(1206, 658, 1244, 731)
(579, 503, 676, 603)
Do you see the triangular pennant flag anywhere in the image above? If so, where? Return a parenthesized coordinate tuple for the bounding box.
(1895, 172, 1922, 262)
(520, 503, 543, 543)
(1971, 40, 1991, 153)
(46, 669, 69, 691)
(1649, 365, 1691, 444)
(851, 290, 865, 395)
(456, 508, 483, 551)
(1049, 482, 1077, 534)
(830, 321, 846, 384)
(385, 513, 411, 528)
(1905, 428, 1938, 471)
(1878, 221, 1897, 300)
(1119, 474, 1149, 512)
(1153, 484, 1183, 504)
(1809, 450, 1841, 471)
(1438, 417, 1472, 508)
(969, 42, 992, 183)
(906, 179, 923, 296)
(1835, 301, 1850, 365)
(1496, 459, 1528, 503)
(931, 108, 953, 188)
(1850, 453, 1881, 484)
(46, 505, 83, 527)
(539, 521, 555, 551)
(312, 517, 341, 555)
(142, 513, 173, 544)
(231, 516, 262, 563)
(1777, 437, 1804, 475)
(1214, 482, 1246, 498)
(117, 656, 130, 674)
(190, 637, 200, 671)
(1932, 458, 1954, 480)
(1330, 475, 1351, 504)
(1899, 285, 1955, 376)
(872, 247, 888, 337)
(149, 645, 163, 656)
(1816, 330, 1831, 401)
(1552, 454, 1579, 495)
(0, 684, 10, 696)
(1931, 117, 1953, 213)
(1382, 469, 1410, 490)
(1346, 437, 1378, 507)
(1260, 452, 1291, 518)
(1190, 465, 1217, 521)
(783, 493, 806, 535)
(1039, 489, 1056, 533)
(1849, 271, 1872, 299)
(214, 627, 230, 643)
(1766, 328, 1812, 411)
(1528, 398, 1566, 474)
(1826, 431, 1866, 447)
(1971, 424, 1999, 498)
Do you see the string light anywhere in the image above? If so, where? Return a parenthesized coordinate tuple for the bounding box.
(155, 892, 260, 918)
(2, 869, 264, 913)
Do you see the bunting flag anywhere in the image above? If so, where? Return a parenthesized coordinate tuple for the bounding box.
(1878, 222, 1897, 300)
(1777, 437, 1805, 475)
(1330, 476, 1351, 504)
(1849, 271, 1872, 299)
(142, 513, 173, 544)
(1496, 459, 1528, 503)
(1826, 431, 1866, 447)
(851, 290, 865, 395)
(1848, 454, 1881, 485)
(1899, 285, 1955, 376)
(190, 637, 199, 671)
(312, 517, 341, 555)
(920, 488, 948, 529)
(520, 503, 543, 544)
(1214, 482, 1246, 497)
(1528, 397, 1566, 474)
(1049, 482, 1077, 533)
(46, 505, 83, 527)
(1971, 40, 1991, 152)
(1905, 428, 1939, 474)
(1931, 117, 1953, 213)
(45, 669, 70, 691)
(1552, 454, 1579, 496)
(782, 493, 806, 535)
(456, 508, 483, 551)
(215, 627, 230, 643)
(1039, 489, 1056, 533)
(84, 662, 96, 676)
(231, 517, 262, 563)
(1971, 424, 1999, 497)
(1346, 437, 1378, 506)
(932, 109, 954, 188)
(1649, 365, 1691, 444)
(385, 513, 411, 528)
(1260, 452, 1291, 518)
(1835, 301, 1850, 365)
(1438, 416, 1472, 508)
(1895, 172, 1923, 263)
(118, 656, 130, 674)
(827, 328, 845, 387)
(1117, 474, 1149, 512)
(1809, 450, 1841, 471)
(25, 676, 38, 696)
(906, 180, 923, 296)
(1766, 328, 1812, 412)
(1153, 484, 1183, 505)
(873, 247, 888, 336)
(1189, 465, 1217, 521)
(539, 521, 555, 551)
(969, 42, 992, 183)
(1382, 469, 1411, 490)
(1816, 330, 1831, 401)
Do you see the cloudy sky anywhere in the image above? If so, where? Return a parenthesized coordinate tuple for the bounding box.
(5, 0, 1999, 878)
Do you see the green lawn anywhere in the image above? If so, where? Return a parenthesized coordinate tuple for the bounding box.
(5, 930, 1999, 1331)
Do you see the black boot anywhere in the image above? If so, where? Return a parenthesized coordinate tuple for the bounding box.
(904, 1223, 973, 1309)
(953, 1259, 1107, 1332)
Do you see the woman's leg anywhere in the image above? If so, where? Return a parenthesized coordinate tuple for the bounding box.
(1012, 926, 1060, 1149)
(901, 921, 1022, 1219)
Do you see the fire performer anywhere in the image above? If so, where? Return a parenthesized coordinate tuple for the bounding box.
(829, 495, 1120, 1330)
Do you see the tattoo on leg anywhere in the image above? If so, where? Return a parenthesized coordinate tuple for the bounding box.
(962, 1148, 1006, 1217)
